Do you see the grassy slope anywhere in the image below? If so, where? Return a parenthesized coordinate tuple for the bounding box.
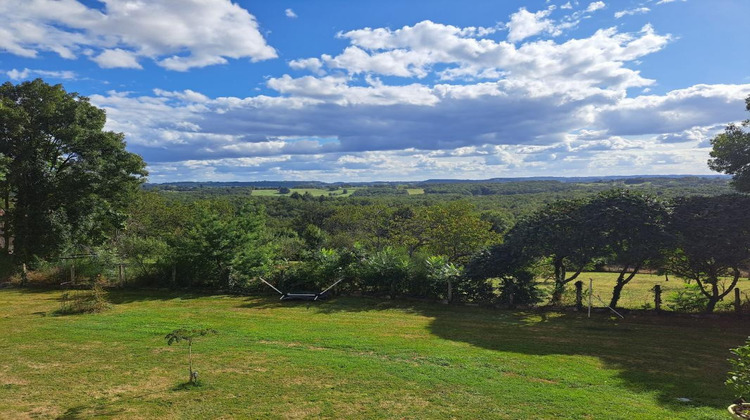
(0, 289, 747, 419)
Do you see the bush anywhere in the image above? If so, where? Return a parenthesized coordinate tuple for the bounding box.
(667, 283, 708, 312)
(727, 337, 750, 401)
(496, 270, 544, 307)
(358, 247, 410, 296)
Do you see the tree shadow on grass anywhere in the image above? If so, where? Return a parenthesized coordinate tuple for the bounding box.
(240, 295, 749, 413)
(57, 404, 125, 419)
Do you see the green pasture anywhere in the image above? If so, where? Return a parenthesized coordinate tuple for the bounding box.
(547, 272, 750, 311)
(0, 289, 747, 419)
(251, 188, 358, 197)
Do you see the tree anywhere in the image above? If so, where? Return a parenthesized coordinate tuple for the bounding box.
(708, 95, 750, 191)
(667, 195, 750, 313)
(165, 328, 217, 384)
(278, 187, 291, 194)
(585, 190, 670, 308)
(175, 202, 274, 288)
(505, 198, 601, 304)
(422, 201, 496, 265)
(0, 79, 147, 262)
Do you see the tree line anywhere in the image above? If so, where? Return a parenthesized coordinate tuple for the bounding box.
(3, 80, 750, 314)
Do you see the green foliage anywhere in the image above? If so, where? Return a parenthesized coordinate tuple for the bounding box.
(421, 201, 497, 264)
(358, 247, 410, 296)
(0, 79, 147, 262)
(666, 283, 708, 313)
(667, 195, 750, 312)
(423, 255, 462, 301)
(173, 202, 274, 288)
(165, 328, 218, 346)
(165, 328, 218, 385)
(727, 337, 750, 400)
(708, 95, 750, 192)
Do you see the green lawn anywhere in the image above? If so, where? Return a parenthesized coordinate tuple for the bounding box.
(0, 289, 747, 419)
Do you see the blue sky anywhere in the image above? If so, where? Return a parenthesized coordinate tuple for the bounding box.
(2, 0, 749, 182)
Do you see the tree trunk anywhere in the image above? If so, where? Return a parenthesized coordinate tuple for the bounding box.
(705, 296, 718, 313)
(609, 264, 641, 309)
(551, 257, 566, 304)
(610, 281, 625, 309)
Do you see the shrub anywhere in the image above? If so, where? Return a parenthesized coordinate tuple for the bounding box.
(358, 247, 410, 296)
(667, 283, 708, 312)
(727, 337, 750, 401)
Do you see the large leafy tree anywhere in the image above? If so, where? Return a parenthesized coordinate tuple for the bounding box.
(667, 195, 750, 313)
(0, 79, 147, 262)
(708, 95, 750, 191)
(505, 198, 601, 304)
(586, 190, 670, 308)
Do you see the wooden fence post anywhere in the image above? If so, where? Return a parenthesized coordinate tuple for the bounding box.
(575, 281, 583, 311)
(654, 285, 662, 314)
(118, 263, 124, 287)
(21, 263, 27, 286)
(736, 288, 742, 317)
(70, 262, 75, 284)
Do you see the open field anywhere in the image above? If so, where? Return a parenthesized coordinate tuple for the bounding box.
(251, 188, 360, 197)
(1, 289, 748, 419)
(547, 272, 750, 311)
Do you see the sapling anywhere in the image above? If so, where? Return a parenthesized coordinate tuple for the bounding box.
(165, 328, 217, 385)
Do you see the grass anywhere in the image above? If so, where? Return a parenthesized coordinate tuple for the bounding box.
(0, 289, 748, 419)
(251, 188, 360, 197)
(548, 272, 750, 311)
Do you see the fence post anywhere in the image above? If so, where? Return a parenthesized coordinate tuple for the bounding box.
(575, 281, 583, 311)
(70, 262, 75, 284)
(171, 265, 177, 286)
(118, 263, 124, 287)
(654, 285, 662, 314)
(736, 288, 742, 317)
(21, 263, 27, 286)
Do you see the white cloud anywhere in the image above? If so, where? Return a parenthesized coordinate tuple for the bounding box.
(0, 0, 277, 71)
(506, 7, 558, 42)
(285, 8, 298, 18)
(50, 8, 742, 182)
(6, 68, 77, 80)
(92, 48, 142, 69)
(586, 2, 606, 13)
(615, 7, 651, 19)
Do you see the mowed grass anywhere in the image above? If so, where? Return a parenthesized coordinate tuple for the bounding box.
(0, 289, 748, 419)
(547, 272, 750, 310)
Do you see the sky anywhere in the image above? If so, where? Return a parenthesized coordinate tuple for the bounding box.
(1, 0, 749, 183)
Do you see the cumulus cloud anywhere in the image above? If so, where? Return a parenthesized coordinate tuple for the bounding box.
(506, 7, 558, 42)
(285, 8, 298, 18)
(64, 7, 746, 181)
(92, 48, 142, 69)
(0, 0, 277, 70)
